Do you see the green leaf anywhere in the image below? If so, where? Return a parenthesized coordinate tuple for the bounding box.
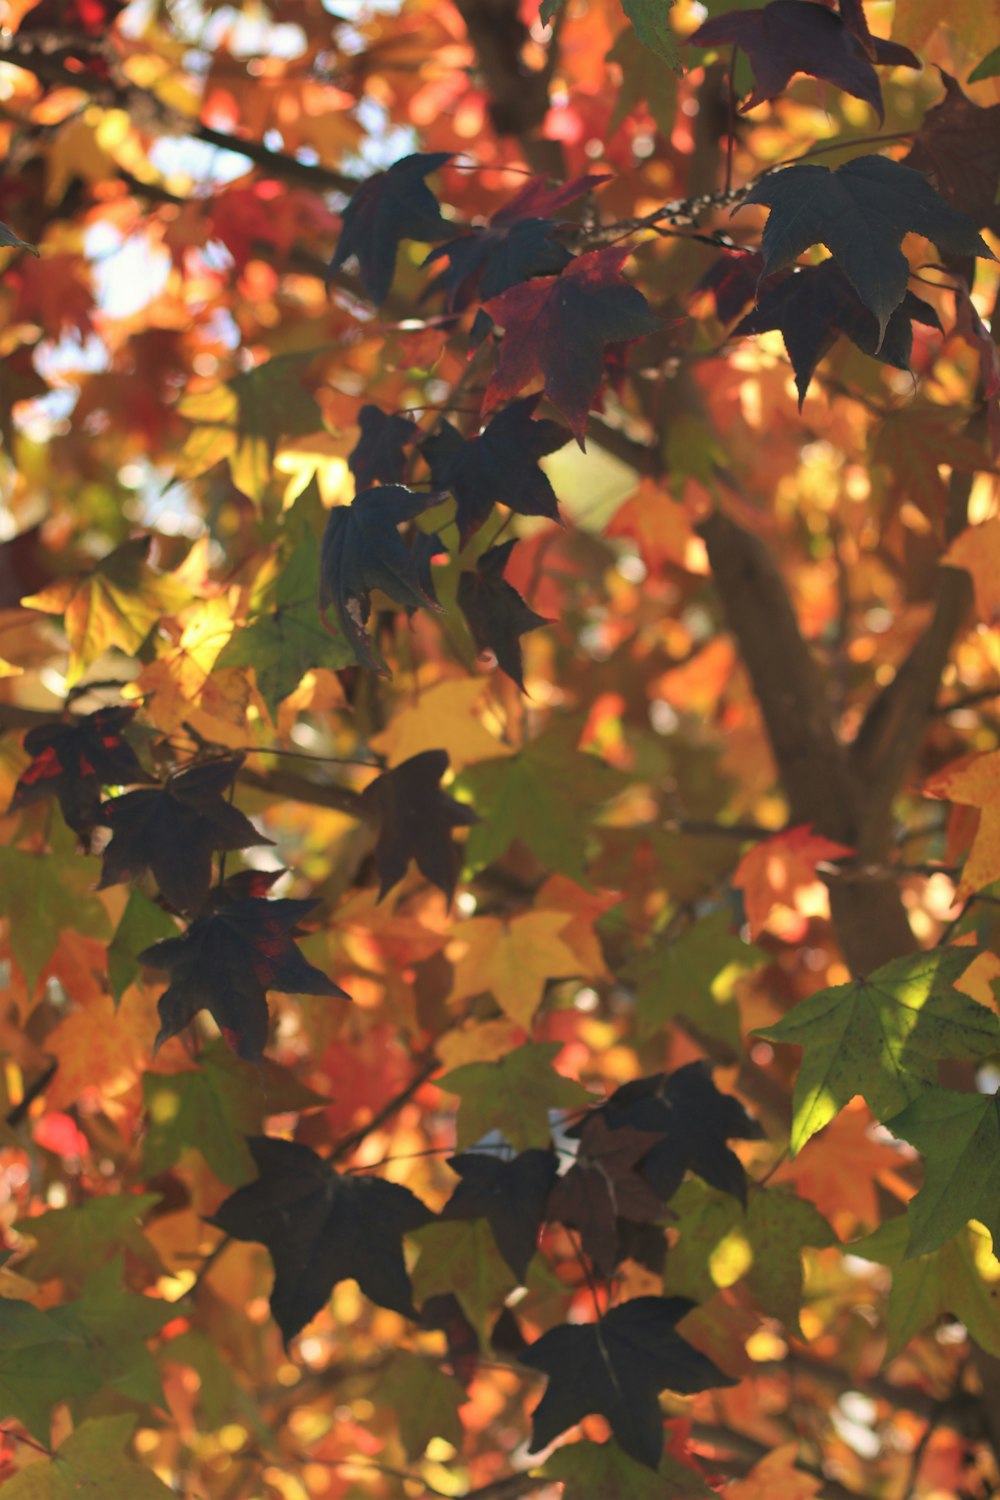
(629, 910, 765, 1050)
(607, 27, 680, 138)
(438, 1041, 594, 1152)
(755, 948, 1000, 1155)
(620, 0, 680, 70)
(969, 45, 1000, 83)
(15, 1193, 164, 1290)
(458, 720, 628, 882)
(158, 1330, 237, 1428)
(216, 531, 355, 718)
(142, 1039, 326, 1186)
(539, 0, 563, 26)
(410, 1220, 516, 1343)
(230, 349, 325, 458)
(108, 890, 178, 1005)
(0, 1414, 174, 1499)
(541, 1438, 715, 1498)
(0, 1301, 90, 1441)
(884, 1088, 1000, 1256)
(0, 844, 111, 994)
(49, 1256, 176, 1408)
(377, 1350, 467, 1458)
(854, 1216, 1000, 1361)
(664, 1180, 835, 1334)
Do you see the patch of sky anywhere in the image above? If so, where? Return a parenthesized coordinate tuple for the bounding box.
(86, 223, 172, 321)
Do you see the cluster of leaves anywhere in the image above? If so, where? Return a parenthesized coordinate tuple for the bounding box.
(0, 0, 999, 1497)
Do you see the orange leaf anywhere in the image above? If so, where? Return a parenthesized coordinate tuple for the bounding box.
(725, 1443, 822, 1500)
(926, 750, 1000, 898)
(446, 911, 582, 1028)
(733, 825, 853, 939)
(943, 515, 1000, 623)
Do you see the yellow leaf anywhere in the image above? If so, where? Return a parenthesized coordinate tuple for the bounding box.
(447, 911, 581, 1028)
(372, 677, 513, 772)
(725, 1443, 822, 1500)
(23, 537, 192, 684)
(926, 750, 1000, 898)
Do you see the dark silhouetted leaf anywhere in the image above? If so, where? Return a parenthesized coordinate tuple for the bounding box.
(424, 218, 572, 311)
(688, 1, 918, 121)
(739, 153, 995, 337)
(210, 1136, 432, 1344)
(348, 404, 420, 490)
(9, 705, 150, 834)
(482, 245, 658, 446)
(319, 485, 444, 674)
(97, 756, 271, 913)
(903, 73, 1000, 236)
(548, 1117, 665, 1274)
(441, 1148, 558, 1280)
(329, 152, 452, 304)
(423, 396, 570, 545)
(733, 262, 941, 405)
(571, 1062, 764, 1205)
(359, 749, 478, 902)
(458, 539, 549, 689)
(140, 896, 347, 1062)
(696, 249, 765, 323)
(520, 1296, 736, 1468)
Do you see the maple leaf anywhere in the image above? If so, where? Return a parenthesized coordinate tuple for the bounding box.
(422, 396, 570, 545)
(348, 403, 420, 490)
(2, 1415, 173, 1499)
(438, 1041, 595, 1152)
(0, 1299, 90, 1440)
(733, 824, 853, 938)
(0, 841, 111, 992)
(572, 1062, 764, 1205)
(725, 1444, 823, 1500)
(217, 532, 355, 718)
(943, 516, 1000, 623)
(8, 704, 150, 835)
(359, 749, 478, 902)
(664, 1179, 836, 1335)
(209, 1135, 433, 1344)
(903, 73, 1000, 236)
(143, 1039, 326, 1184)
(628, 909, 765, 1051)
(732, 263, 942, 407)
(520, 1296, 736, 1468)
(441, 1148, 557, 1281)
(482, 246, 658, 446)
(423, 217, 573, 312)
(15, 1193, 164, 1290)
(925, 750, 1000, 897)
(328, 151, 453, 304)
(541, 1438, 715, 1499)
(458, 539, 549, 689)
(97, 756, 272, 914)
(107, 888, 178, 1003)
(871, 407, 991, 534)
(882, 1088, 1000, 1257)
(318, 484, 444, 674)
(371, 677, 510, 769)
(459, 719, 628, 882)
(378, 1350, 468, 1458)
(447, 908, 582, 1027)
(22, 536, 191, 685)
(140, 895, 347, 1063)
(548, 1117, 666, 1274)
(48, 1254, 176, 1411)
(411, 1219, 518, 1342)
(756, 948, 1000, 1155)
(738, 154, 994, 337)
(854, 1217, 1000, 1361)
(687, 1, 918, 121)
